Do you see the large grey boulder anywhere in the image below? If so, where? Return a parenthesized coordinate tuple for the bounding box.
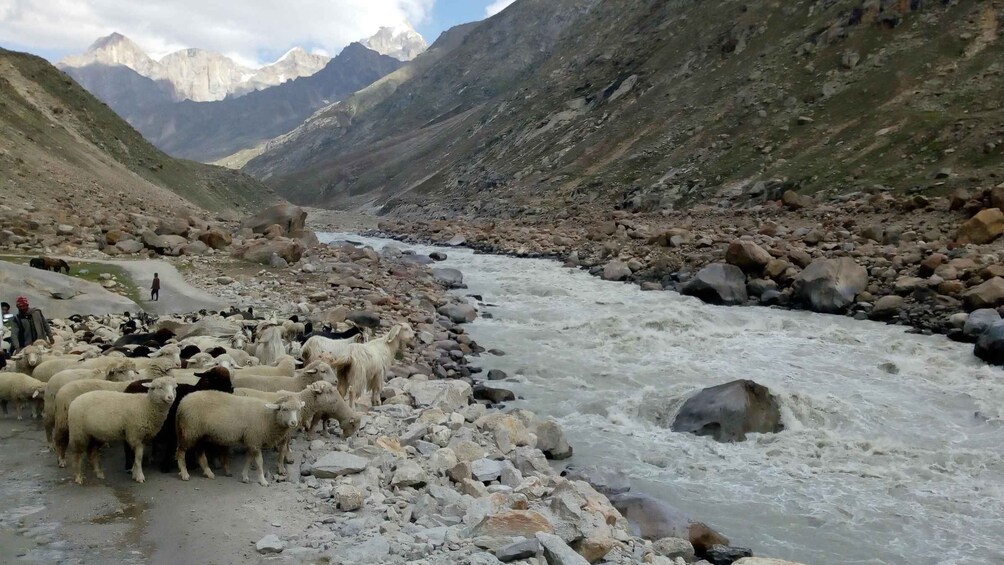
(792, 257, 867, 313)
(964, 308, 1001, 339)
(725, 240, 771, 273)
(439, 303, 477, 324)
(0, 260, 139, 318)
(974, 321, 1004, 366)
(681, 263, 748, 305)
(671, 379, 783, 442)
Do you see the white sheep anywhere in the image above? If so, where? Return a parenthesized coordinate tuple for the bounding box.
(281, 320, 306, 340)
(52, 379, 133, 467)
(230, 361, 331, 393)
(324, 323, 415, 409)
(301, 333, 363, 365)
(67, 377, 177, 484)
(232, 355, 296, 379)
(0, 372, 46, 420)
(233, 381, 347, 464)
(10, 345, 46, 376)
(26, 356, 82, 383)
(43, 360, 138, 444)
(175, 390, 304, 486)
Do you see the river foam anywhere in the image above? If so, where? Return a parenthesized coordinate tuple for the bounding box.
(321, 233, 1004, 565)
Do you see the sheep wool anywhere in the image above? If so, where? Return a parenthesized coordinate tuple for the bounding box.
(51, 379, 132, 467)
(230, 360, 332, 393)
(67, 377, 177, 485)
(175, 390, 304, 487)
(0, 372, 46, 420)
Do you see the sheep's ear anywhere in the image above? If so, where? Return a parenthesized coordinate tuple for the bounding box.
(264, 403, 279, 410)
(142, 383, 153, 389)
(32, 390, 41, 398)
(306, 368, 317, 374)
(387, 326, 401, 342)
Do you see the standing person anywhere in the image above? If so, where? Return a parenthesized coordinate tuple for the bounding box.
(10, 296, 53, 353)
(1, 301, 10, 362)
(151, 273, 161, 302)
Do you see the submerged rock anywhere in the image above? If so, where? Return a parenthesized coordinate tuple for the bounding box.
(974, 321, 1004, 366)
(671, 379, 783, 442)
(607, 492, 728, 553)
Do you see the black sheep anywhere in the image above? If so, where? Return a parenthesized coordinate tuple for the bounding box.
(298, 324, 363, 345)
(123, 367, 234, 472)
(113, 327, 174, 347)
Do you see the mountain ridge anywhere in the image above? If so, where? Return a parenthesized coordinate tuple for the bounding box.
(59, 32, 330, 102)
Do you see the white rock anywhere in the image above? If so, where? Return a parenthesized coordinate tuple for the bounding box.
(311, 452, 369, 478)
(256, 534, 285, 554)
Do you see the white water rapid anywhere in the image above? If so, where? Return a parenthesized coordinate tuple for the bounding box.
(320, 233, 1004, 565)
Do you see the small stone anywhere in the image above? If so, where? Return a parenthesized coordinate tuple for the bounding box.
(310, 452, 369, 478)
(256, 534, 285, 554)
(334, 484, 364, 511)
(536, 532, 589, 565)
(496, 537, 541, 562)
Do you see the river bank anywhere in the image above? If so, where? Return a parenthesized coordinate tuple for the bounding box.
(369, 192, 1004, 359)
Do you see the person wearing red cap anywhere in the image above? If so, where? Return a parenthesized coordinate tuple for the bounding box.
(10, 296, 53, 353)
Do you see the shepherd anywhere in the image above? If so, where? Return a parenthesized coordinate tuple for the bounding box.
(151, 273, 161, 302)
(10, 296, 53, 353)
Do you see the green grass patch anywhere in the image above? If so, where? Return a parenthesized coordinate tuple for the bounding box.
(0, 256, 143, 305)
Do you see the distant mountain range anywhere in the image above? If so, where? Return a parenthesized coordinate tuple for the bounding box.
(56, 26, 421, 161)
(59, 33, 330, 102)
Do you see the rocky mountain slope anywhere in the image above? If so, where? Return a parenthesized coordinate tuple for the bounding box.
(0, 48, 276, 218)
(360, 22, 429, 61)
(63, 43, 403, 163)
(59, 33, 330, 102)
(245, 0, 1003, 218)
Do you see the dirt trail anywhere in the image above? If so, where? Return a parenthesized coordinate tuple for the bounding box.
(59, 257, 226, 316)
(0, 416, 315, 564)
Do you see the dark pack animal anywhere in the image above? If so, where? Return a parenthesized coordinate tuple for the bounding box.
(113, 328, 175, 348)
(123, 367, 234, 472)
(30, 257, 70, 274)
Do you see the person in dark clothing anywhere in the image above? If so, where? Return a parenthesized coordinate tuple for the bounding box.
(1, 302, 9, 364)
(151, 273, 161, 302)
(10, 296, 53, 352)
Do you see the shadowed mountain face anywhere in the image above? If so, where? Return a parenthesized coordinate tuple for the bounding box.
(244, 0, 1003, 219)
(0, 48, 276, 214)
(61, 43, 404, 162)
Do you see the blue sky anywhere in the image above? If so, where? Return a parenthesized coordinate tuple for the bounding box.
(0, 0, 516, 66)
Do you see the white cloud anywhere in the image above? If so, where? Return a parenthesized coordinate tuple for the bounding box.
(0, 0, 435, 66)
(484, 0, 515, 17)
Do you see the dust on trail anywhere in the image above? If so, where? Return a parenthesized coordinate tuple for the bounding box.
(0, 417, 315, 565)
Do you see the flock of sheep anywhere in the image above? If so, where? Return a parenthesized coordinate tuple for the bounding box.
(0, 311, 416, 487)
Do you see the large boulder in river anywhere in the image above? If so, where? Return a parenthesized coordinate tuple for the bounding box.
(974, 321, 1004, 366)
(725, 240, 771, 273)
(608, 492, 729, 554)
(792, 257, 867, 313)
(432, 268, 464, 289)
(964, 308, 1001, 339)
(671, 379, 783, 442)
(680, 264, 748, 305)
(602, 261, 632, 281)
(242, 203, 308, 237)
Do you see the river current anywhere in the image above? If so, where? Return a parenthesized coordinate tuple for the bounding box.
(320, 233, 1004, 565)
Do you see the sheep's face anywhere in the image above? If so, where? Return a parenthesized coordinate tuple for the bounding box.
(266, 399, 304, 430)
(24, 347, 41, 368)
(109, 362, 138, 381)
(341, 415, 361, 438)
(144, 378, 177, 405)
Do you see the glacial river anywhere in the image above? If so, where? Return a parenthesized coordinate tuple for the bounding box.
(321, 233, 1004, 565)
